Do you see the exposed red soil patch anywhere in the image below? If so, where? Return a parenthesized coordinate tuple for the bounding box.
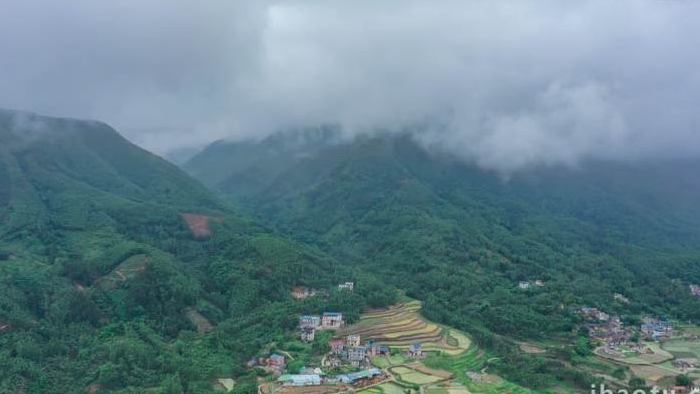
(182, 213, 221, 238)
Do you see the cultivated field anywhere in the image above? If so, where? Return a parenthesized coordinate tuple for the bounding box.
(662, 339, 700, 360)
(357, 381, 414, 394)
(390, 366, 446, 385)
(594, 343, 673, 365)
(339, 300, 534, 393)
(593, 338, 700, 385)
(426, 383, 471, 394)
(339, 301, 470, 355)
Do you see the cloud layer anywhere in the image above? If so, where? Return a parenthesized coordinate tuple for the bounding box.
(1, 1, 699, 172)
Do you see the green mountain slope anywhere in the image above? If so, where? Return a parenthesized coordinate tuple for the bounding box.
(186, 131, 700, 389)
(0, 110, 394, 393)
(184, 125, 342, 200)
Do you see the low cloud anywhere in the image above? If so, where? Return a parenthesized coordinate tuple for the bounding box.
(1, 1, 699, 173)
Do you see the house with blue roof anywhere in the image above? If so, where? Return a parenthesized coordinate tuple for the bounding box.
(408, 342, 423, 358)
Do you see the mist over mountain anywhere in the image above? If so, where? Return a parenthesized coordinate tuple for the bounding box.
(187, 130, 700, 313)
(183, 129, 700, 389)
(3, 1, 700, 392)
(186, 128, 700, 230)
(2, 1, 700, 174)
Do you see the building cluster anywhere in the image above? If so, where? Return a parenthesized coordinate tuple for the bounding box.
(587, 316, 631, 346)
(247, 353, 287, 375)
(291, 286, 318, 300)
(579, 308, 630, 346)
(673, 359, 698, 372)
(324, 334, 390, 368)
(640, 317, 674, 341)
(672, 386, 700, 394)
(291, 281, 354, 300)
(690, 284, 700, 298)
(579, 307, 610, 322)
(299, 312, 346, 343)
(580, 306, 677, 352)
(518, 280, 545, 290)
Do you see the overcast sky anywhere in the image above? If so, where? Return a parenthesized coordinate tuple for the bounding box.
(1, 1, 699, 172)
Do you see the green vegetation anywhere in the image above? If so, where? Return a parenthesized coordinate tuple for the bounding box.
(5, 110, 700, 392)
(0, 111, 397, 393)
(185, 131, 700, 390)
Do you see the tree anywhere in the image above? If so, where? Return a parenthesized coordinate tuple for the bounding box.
(628, 377, 647, 390)
(574, 336, 592, 357)
(676, 374, 692, 387)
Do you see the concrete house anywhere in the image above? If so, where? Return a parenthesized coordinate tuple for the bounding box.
(337, 368, 382, 384)
(321, 312, 344, 329)
(408, 343, 423, 358)
(301, 327, 315, 342)
(300, 315, 321, 328)
(347, 335, 361, 348)
(269, 354, 286, 368)
(691, 285, 700, 297)
(338, 282, 354, 291)
(292, 287, 317, 300)
(348, 346, 367, 366)
(641, 319, 673, 341)
(330, 339, 345, 354)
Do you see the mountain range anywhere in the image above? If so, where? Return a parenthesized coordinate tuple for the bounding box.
(0, 110, 391, 393)
(3, 109, 700, 392)
(185, 128, 700, 387)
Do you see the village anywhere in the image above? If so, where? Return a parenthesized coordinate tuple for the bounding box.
(580, 306, 675, 347)
(250, 282, 434, 393)
(245, 283, 700, 394)
(578, 305, 697, 373)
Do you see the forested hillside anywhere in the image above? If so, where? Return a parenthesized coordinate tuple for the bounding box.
(186, 131, 700, 388)
(0, 110, 395, 393)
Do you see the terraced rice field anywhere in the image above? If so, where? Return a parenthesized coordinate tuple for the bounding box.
(662, 339, 700, 359)
(450, 346, 486, 373)
(595, 343, 673, 365)
(358, 382, 409, 394)
(594, 340, 700, 384)
(372, 355, 407, 368)
(426, 383, 470, 394)
(629, 363, 683, 383)
(348, 301, 533, 393)
(339, 301, 470, 355)
(376, 382, 408, 394)
(391, 366, 445, 385)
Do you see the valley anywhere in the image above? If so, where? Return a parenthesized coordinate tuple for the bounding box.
(2, 110, 700, 392)
(184, 130, 700, 392)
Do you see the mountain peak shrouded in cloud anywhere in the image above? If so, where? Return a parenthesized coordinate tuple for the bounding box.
(1, 1, 699, 173)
